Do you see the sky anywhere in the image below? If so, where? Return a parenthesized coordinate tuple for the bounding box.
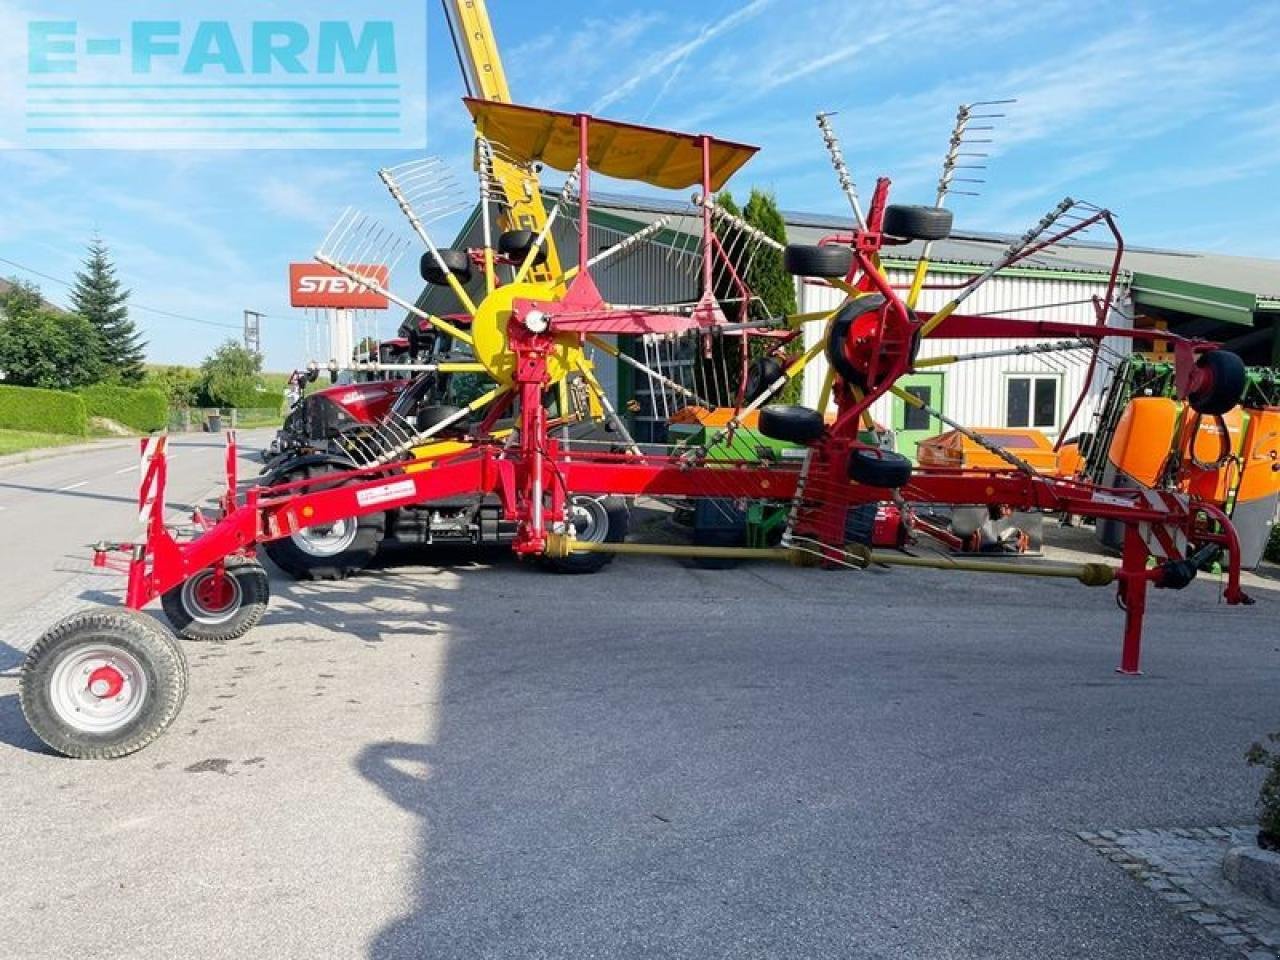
(0, 0, 1278, 371)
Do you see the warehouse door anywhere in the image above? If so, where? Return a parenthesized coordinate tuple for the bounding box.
(892, 372, 945, 462)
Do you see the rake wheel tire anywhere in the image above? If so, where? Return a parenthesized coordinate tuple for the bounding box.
(262, 461, 387, 581)
(161, 557, 270, 642)
(20, 608, 188, 759)
(784, 244, 853, 279)
(848, 447, 913, 488)
(1187, 350, 1246, 416)
(882, 205, 953, 241)
(758, 405, 825, 445)
(498, 230, 550, 268)
(421, 249, 473, 287)
(545, 497, 628, 574)
(744, 357, 785, 404)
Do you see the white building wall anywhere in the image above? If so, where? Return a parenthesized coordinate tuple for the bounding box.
(800, 269, 1133, 441)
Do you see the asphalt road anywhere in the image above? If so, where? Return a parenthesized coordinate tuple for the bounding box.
(0, 452, 1277, 959)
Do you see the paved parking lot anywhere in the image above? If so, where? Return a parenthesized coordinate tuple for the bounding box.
(2, 494, 1279, 959)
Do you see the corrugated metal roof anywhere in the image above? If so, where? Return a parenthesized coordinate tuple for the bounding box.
(567, 190, 1280, 299)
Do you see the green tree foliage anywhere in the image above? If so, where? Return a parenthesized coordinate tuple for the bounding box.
(706, 189, 801, 403)
(144, 365, 202, 408)
(69, 237, 146, 383)
(198, 340, 263, 407)
(0, 279, 105, 389)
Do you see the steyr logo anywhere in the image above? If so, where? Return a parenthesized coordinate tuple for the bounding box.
(289, 263, 390, 310)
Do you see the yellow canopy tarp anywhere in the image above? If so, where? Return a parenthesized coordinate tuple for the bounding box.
(464, 98, 757, 192)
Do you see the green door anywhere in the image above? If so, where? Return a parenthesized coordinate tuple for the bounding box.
(892, 372, 945, 463)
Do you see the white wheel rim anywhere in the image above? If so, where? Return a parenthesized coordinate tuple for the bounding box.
(180, 568, 244, 625)
(48, 644, 149, 733)
(569, 497, 609, 544)
(291, 518, 358, 557)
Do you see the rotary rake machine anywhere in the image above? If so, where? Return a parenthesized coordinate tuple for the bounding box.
(18, 99, 1255, 759)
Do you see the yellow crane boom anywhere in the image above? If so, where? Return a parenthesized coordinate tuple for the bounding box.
(442, 0, 562, 283)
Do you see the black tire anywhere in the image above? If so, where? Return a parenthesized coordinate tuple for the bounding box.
(161, 557, 270, 642)
(1187, 350, 1246, 415)
(20, 608, 188, 759)
(415, 404, 466, 434)
(759, 405, 825, 445)
(882, 204, 953, 241)
(261, 462, 387, 580)
(825, 295, 891, 388)
(545, 496, 628, 574)
(744, 357, 784, 403)
(497, 230, 549, 267)
(420, 249, 473, 286)
(848, 447, 913, 488)
(784, 244, 853, 279)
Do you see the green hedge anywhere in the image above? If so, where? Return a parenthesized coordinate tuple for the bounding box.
(0, 384, 87, 436)
(1266, 524, 1280, 564)
(78, 384, 168, 432)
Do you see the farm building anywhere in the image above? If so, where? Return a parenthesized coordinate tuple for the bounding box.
(419, 192, 1280, 457)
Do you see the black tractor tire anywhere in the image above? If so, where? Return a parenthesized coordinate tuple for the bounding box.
(261, 462, 387, 581)
(1187, 350, 1246, 415)
(882, 204, 953, 241)
(160, 557, 270, 642)
(784, 244, 854, 279)
(20, 608, 188, 759)
(759, 405, 825, 445)
(415, 404, 467, 435)
(744, 357, 784, 403)
(545, 496, 629, 574)
(848, 447, 913, 488)
(498, 230, 550, 267)
(420, 249, 473, 286)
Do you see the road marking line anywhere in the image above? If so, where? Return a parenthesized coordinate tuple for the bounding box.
(114, 465, 135, 475)
(58, 481, 88, 491)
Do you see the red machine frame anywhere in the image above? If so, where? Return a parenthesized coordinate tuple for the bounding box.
(110, 110, 1252, 677)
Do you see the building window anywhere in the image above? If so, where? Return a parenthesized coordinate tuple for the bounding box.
(902, 385, 933, 431)
(1006, 375, 1059, 430)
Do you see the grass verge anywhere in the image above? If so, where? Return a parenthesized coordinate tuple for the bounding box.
(0, 429, 84, 456)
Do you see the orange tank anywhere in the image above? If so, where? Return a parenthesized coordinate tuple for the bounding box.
(916, 428, 1063, 474)
(1108, 397, 1242, 503)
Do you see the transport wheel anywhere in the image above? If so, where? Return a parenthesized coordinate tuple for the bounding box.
(497, 230, 550, 267)
(783, 244, 853, 279)
(744, 357, 784, 403)
(848, 447, 913, 488)
(262, 463, 387, 581)
(545, 496, 629, 574)
(1187, 350, 1246, 415)
(420, 248, 473, 286)
(161, 557, 270, 642)
(882, 204, 953, 241)
(20, 608, 188, 759)
(758, 405, 825, 445)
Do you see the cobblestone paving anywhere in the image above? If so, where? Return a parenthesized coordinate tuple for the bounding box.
(1082, 827, 1280, 959)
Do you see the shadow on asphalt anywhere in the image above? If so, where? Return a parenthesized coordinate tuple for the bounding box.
(0, 694, 52, 756)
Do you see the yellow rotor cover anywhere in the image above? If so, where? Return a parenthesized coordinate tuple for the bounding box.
(471, 281, 584, 387)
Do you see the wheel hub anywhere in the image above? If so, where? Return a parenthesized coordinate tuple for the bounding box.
(180, 568, 244, 625)
(87, 665, 125, 699)
(194, 573, 235, 612)
(48, 646, 148, 733)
